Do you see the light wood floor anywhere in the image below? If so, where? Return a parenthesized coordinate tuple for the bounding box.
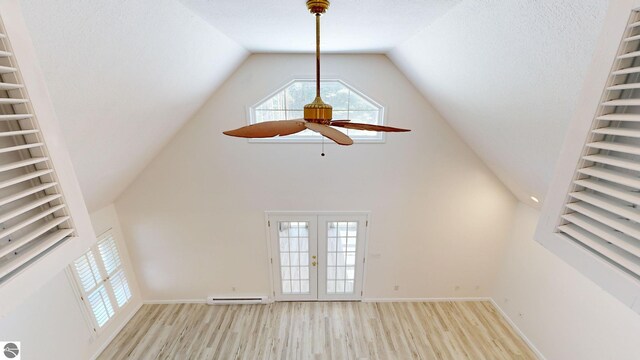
(98, 301, 537, 360)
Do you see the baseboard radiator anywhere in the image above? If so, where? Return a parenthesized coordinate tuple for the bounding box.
(206, 296, 268, 305)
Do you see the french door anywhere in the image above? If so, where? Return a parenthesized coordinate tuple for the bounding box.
(268, 213, 368, 301)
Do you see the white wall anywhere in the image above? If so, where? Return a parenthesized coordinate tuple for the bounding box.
(0, 271, 92, 360)
(492, 203, 640, 360)
(0, 204, 141, 360)
(115, 53, 517, 301)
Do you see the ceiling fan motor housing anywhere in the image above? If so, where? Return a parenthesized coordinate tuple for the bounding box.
(304, 97, 333, 124)
(306, 0, 330, 14)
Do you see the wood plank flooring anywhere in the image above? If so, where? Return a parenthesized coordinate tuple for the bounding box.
(98, 301, 537, 360)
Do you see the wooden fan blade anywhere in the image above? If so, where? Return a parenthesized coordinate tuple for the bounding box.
(330, 121, 411, 132)
(223, 120, 306, 138)
(305, 122, 354, 146)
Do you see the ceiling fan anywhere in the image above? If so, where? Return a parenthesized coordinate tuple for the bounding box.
(223, 0, 411, 147)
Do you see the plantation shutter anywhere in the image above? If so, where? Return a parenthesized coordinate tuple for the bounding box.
(558, 13, 640, 280)
(0, 18, 74, 283)
(73, 251, 114, 328)
(72, 232, 131, 329)
(97, 233, 131, 307)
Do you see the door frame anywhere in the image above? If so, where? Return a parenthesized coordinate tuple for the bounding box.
(265, 211, 371, 302)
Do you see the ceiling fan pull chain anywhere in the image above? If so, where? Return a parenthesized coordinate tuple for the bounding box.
(321, 136, 325, 157)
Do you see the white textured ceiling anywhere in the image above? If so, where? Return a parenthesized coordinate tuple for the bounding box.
(177, 0, 461, 52)
(20, 0, 248, 211)
(390, 0, 610, 204)
(17, 0, 616, 211)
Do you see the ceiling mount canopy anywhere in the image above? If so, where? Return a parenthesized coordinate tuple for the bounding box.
(223, 0, 411, 147)
(306, 0, 330, 14)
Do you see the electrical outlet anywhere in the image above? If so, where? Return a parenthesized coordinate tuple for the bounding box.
(393, 285, 400, 291)
(231, 286, 236, 292)
(454, 285, 460, 291)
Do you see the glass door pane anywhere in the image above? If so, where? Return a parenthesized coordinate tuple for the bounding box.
(326, 221, 358, 294)
(278, 221, 310, 294)
(270, 216, 317, 301)
(318, 215, 366, 300)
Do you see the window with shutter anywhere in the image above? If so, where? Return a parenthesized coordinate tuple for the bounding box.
(537, 3, 640, 315)
(558, 12, 640, 282)
(97, 234, 131, 308)
(0, 15, 75, 284)
(71, 231, 131, 330)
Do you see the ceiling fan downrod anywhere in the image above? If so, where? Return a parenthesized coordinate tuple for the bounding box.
(304, 0, 332, 126)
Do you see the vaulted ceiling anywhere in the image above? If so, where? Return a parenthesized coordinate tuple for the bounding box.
(390, 0, 610, 204)
(20, 0, 247, 211)
(19, 0, 612, 210)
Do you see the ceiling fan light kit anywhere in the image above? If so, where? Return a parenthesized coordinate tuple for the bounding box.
(223, 0, 410, 147)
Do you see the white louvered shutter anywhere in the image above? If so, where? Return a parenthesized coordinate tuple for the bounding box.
(0, 18, 74, 283)
(97, 234, 131, 308)
(73, 251, 114, 328)
(558, 13, 640, 280)
(72, 232, 131, 329)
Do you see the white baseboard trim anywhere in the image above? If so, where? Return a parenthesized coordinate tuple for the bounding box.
(489, 298, 546, 360)
(144, 299, 207, 304)
(90, 301, 143, 360)
(144, 297, 492, 304)
(143, 297, 493, 304)
(362, 297, 492, 302)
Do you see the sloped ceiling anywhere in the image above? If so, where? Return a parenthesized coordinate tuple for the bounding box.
(17, 0, 615, 211)
(19, 0, 248, 211)
(390, 0, 610, 204)
(177, 0, 461, 52)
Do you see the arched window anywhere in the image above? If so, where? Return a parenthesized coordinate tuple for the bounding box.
(251, 80, 385, 142)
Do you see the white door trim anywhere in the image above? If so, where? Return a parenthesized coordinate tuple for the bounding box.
(265, 211, 370, 302)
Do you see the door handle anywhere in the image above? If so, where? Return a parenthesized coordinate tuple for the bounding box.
(312, 261, 317, 266)
(312, 255, 317, 259)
